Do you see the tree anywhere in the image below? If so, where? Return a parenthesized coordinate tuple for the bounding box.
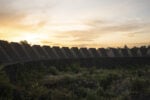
(20, 40, 29, 45)
(124, 45, 128, 49)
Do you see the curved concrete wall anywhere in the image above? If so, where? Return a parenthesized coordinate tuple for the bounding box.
(0, 40, 150, 65)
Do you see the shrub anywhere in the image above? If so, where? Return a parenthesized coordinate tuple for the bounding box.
(0, 65, 13, 100)
(48, 66, 59, 75)
(51, 88, 72, 100)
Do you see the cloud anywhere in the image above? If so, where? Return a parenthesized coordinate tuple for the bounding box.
(103, 22, 149, 33)
(0, 14, 47, 33)
(0, 0, 19, 22)
(0, 0, 54, 32)
(0, 0, 150, 47)
(86, 19, 150, 33)
(54, 19, 150, 45)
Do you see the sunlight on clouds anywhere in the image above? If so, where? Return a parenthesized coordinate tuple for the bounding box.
(22, 33, 46, 44)
(0, 0, 150, 47)
(47, 24, 91, 32)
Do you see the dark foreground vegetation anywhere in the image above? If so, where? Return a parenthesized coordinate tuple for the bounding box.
(0, 63, 150, 100)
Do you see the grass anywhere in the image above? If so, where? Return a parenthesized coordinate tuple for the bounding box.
(0, 63, 150, 100)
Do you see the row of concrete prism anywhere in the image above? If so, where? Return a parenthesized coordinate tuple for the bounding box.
(0, 40, 150, 65)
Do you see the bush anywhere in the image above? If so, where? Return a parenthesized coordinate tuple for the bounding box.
(0, 63, 150, 100)
(130, 78, 150, 100)
(51, 88, 72, 100)
(0, 65, 13, 100)
(48, 66, 59, 75)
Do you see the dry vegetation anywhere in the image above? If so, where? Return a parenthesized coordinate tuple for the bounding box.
(0, 63, 150, 100)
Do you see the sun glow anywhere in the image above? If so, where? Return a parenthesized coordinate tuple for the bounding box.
(21, 33, 48, 45)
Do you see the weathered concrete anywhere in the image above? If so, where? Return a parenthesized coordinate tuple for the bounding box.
(22, 43, 39, 60)
(147, 48, 150, 56)
(131, 48, 142, 57)
(0, 40, 20, 62)
(10, 42, 30, 61)
(79, 48, 93, 58)
(120, 48, 132, 57)
(97, 48, 108, 57)
(111, 48, 122, 57)
(139, 47, 148, 57)
(61, 47, 76, 59)
(43, 46, 59, 59)
(0, 40, 149, 66)
(137, 49, 142, 57)
(106, 49, 115, 57)
(88, 48, 100, 58)
(71, 47, 83, 58)
(0, 46, 12, 63)
(52, 46, 68, 59)
(32, 45, 49, 60)
(41, 46, 51, 59)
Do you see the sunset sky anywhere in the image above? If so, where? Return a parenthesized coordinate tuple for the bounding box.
(0, 0, 150, 48)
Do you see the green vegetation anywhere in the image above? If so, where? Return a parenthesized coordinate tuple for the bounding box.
(0, 64, 150, 100)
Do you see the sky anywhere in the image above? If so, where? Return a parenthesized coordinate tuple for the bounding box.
(0, 0, 150, 48)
